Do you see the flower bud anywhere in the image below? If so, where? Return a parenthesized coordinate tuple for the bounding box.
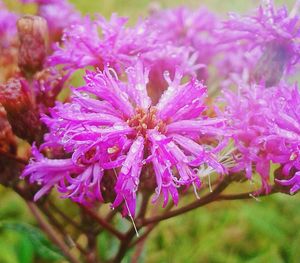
(0, 78, 45, 143)
(17, 15, 48, 75)
(33, 68, 67, 109)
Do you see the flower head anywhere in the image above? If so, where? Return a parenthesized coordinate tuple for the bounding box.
(38, 0, 80, 41)
(22, 62, 226, 216)
(149, 7, 220, 81)
(222, 84, 275, 191)
(222, 0, 300, 85)
(222, 80, 300, 193)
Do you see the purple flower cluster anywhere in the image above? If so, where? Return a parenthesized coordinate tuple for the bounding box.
(16, 0, 300, 215)
(220, 0, 300, 194)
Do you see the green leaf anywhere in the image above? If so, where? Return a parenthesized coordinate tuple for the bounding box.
(16, 235, 34, 263)
(0, 221, 64, 261)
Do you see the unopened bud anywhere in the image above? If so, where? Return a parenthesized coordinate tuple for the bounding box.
(34, 68, 67, 109)
(17, 15, 48, 75)
(0, 78, 45, 143)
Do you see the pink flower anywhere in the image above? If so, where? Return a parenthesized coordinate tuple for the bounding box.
(264, 84, 300, 194)
(22, 62, 227, 216)
(221, 0, 300, 85)
(222, 84, 275, 192)
(149, 7, 220, 81)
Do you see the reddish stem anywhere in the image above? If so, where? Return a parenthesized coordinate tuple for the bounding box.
(141, 178, 230, 226)
(79, 204, 125, 241)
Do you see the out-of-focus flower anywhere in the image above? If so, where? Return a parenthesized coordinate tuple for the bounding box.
(148, 7, 220, 81)
(262, 84, 300, 194)
(0, 3, 19, 82)
(222, 84, 275, 192)
(0, 3, 18, 48)
(21, 0, 81, 41)
(38, 0, 80, 41)
(223, 80, 300, 193)
(216, 46, 261, 88)
(22, 63, 226, 216)
(222, 0, 300, 86)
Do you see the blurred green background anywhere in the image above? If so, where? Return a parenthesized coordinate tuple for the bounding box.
(1, 0, 299, 262)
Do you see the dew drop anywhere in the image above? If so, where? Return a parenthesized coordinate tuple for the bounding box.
(81, 92, 89, 99)
(120, 92, 129, 100)
(136, 83, 144, 91)
(168, 142, 175, 148)
(163, 71, 170, 78)
(113, 123, 125, 130)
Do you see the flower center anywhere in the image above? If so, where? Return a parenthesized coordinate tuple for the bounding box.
(127, 107, 166, 137)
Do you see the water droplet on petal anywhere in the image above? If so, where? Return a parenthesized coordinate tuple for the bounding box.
(113, 123, 125, 130)
(136, 83, 144, 91)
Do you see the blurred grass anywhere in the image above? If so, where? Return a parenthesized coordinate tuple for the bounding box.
(1, 0, 300, 262)
(146, 194, 300, 263)
(69, 0, 295, 19)
(3, 0, 295, 19)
